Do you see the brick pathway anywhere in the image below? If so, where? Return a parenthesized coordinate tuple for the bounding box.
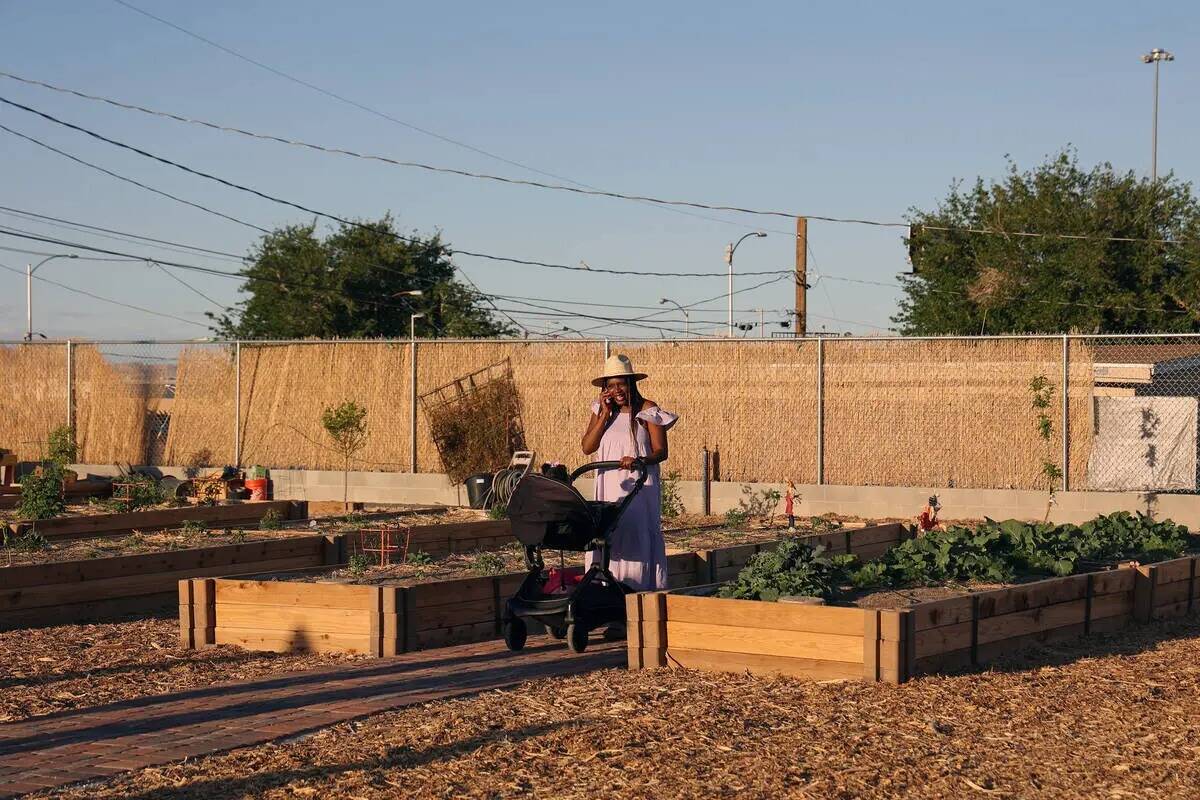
(0, 639, 624, 798)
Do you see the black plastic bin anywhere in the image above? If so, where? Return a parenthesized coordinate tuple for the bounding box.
(464, 473, 494, 509)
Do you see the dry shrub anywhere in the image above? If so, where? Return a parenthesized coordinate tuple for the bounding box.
(423, 371, 525, 483)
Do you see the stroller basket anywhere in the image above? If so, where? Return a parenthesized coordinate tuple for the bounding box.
(501, 460, 647, 654)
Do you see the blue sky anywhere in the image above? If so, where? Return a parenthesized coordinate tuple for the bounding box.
(1, 0, 1197, 340)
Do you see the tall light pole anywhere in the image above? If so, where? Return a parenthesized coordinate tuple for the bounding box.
(1141, 48, 1174, 182)
(659, 297, 689, 338)
(410, 311, 425, 340)
(26, 254, 78, 341)
(724, 232, 766, 337)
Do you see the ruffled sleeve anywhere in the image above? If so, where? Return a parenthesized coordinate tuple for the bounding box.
(636, 406, 679, 430)
(590, 400, 602, 416)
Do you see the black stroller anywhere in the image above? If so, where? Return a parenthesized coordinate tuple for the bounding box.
(502, 460, 647, 653)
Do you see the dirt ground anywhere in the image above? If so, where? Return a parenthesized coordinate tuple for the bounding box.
(0, 507, 479, 566)
(31, 616, 1200, 799)
(0, 616, 364, 723)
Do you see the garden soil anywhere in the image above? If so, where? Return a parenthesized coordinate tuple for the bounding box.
(32, 617, 1200, 799)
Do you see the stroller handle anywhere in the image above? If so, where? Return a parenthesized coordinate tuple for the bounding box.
(570, 460, 650, 524)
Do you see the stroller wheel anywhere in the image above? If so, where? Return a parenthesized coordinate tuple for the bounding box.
(503, 618, 528, 651)
(548, 624, 568, 640)
(566, 623, 588, 654)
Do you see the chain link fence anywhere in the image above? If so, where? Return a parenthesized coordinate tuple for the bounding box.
(2, 335, 1200, 493)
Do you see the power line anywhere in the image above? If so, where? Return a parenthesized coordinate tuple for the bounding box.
(6, 69, 1192, 249)
(153, 263, 228, 310)
(0, 122, 270, 235)
(0, 205, 247, 262)
(0, 101, 791, 280)
(0, 259, 209, 329)
(97, 8, 790, 238)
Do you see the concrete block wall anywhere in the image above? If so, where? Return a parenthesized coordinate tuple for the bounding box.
(67, 464, 1200, 529)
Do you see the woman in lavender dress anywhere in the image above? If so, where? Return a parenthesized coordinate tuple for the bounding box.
(580, 354, 679, 593)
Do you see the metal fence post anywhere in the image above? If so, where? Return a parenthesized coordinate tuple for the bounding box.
(816, 337, 825, 485)
(1061, 334, 1070, 492)
(65, 340, 74, 441)
(410, 337, 418, 473)
(604, 339, 611, 359)
(234, 341, 242, 467)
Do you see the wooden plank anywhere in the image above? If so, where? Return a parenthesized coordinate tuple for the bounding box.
(626, 592, 643, 668)
(10, 500, 296, 540)
(638, 619, 667, 649)
(977, 598, 1087, 646)
(1152, 579, 1194, 609)
(214, 627, 374, 654)
(879, 611, 903, 682)
(844, 523, 906, 548)
(665, 594, 866, 636)
(178, 578, 194, 649)
(2, 554, 320, 611)
(0, 592, 176, 632)
(413, 621, 497, 650)
(1134, 565, 1157, 623)
(216, 604, 374, 634)
(851, 542, 897, 563)
(1153, 557, 1195, 585)
(413, 598, 496, 630)
(913, 596, 974, 631)
(193, 578, 215, 648)
(665, 648, 861, 681)
(1092, 567, 1136, 596)
(975, 575, 1088, 618)
(915, 620, 972, 658)
(214, 578, 374, 609)
(408, 573, 524, 608)
(862, 610, 880, 682)
(3, 535, 326, 589)
(666, 620, 863, 663)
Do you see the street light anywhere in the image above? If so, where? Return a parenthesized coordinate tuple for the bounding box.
(659, 298, 689, 338)
(26, 254, 78, 341)
(410, 312, 425, 340)
(391, 290, 424, 298)
(1141, 48, 1175, 182)
(723, 232, 766, 337)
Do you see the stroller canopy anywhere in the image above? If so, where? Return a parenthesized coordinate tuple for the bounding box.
(507, 474, 610, 550)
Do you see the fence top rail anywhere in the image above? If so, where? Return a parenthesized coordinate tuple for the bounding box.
(3, 333, 1200, 346)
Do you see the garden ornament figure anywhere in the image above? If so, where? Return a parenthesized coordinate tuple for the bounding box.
(917, 495, 943, 534)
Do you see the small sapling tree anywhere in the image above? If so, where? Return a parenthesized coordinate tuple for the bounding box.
(321, 401, 369, 511)
(1029, 375, 1063, 521)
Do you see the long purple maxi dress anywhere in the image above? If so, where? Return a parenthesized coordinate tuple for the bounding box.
(584, 402, 679, 591)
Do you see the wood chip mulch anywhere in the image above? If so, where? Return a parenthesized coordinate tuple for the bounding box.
(0, 617, 364, 723)
(35, 617, 1200, 799)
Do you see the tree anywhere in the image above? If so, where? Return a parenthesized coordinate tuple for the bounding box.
(896, 151, 1200, 335)
(321, 401, 368, 511)
(209, 216, 515, 339)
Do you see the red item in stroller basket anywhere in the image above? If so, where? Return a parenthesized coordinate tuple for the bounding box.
(544, 567, 584, 595)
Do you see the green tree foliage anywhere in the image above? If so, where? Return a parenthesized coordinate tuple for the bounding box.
(209, 216, 514, 339)
(897, 151, 1200, 334)
(321, 401, 369, 510)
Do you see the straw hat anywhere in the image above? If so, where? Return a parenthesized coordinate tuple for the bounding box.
(591, 354, 648, 387)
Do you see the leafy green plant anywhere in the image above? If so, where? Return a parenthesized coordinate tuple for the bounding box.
(321, 401, 368, 511)
(469, 550, 507, 575)
(259, 509, 283, 531)
(348, 552, 371, 577)
(115, 473, 169, 511)
(46, 425, 78, 465)
(17, 464, 66, 520)
(406, 550, 434, 566)
(719, 539, 857, 602)
(660, 471, 685, 519)
(487, 503, 508, 520)
(179, 520, 208, 539)
(344, 512, 366, 527)
(724, 508, 749, 528)
(3, 529, 50, 552)
(809, 516, 844, 534)
(229, 529, 248, 544)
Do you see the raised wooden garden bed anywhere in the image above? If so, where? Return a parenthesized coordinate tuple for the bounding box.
(626, 555, 1199, 683)
(1, 533, 343, 631)
(401, 520, 511, 558)
(178, 522, 906, 657)
(6, 500, 305, 541)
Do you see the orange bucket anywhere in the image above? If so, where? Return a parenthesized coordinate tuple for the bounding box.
(245, 478, 270, 501)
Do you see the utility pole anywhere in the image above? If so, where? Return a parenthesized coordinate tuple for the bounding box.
(794, 217, 808, 336)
